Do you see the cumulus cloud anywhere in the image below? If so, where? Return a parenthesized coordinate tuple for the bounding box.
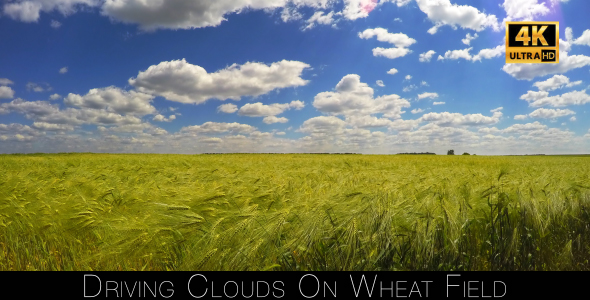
(419, 50, 436, 62)
(376, 80, 385, 87)
(0, 86, 15, 99)
(433, 101, 445, 105)
(514, 114, 528, 120)
(402, 85, 417, 92)
(313, 74, 410, 119)
(217, 103, 238, 114)
(100, 0, 321, 30)
(438, 47, 473, 61)
(387, 68, 398, 75)
(238, 100, 305, 117)
(520, 89, 590, 107)
(502, 0, 555, 22)
(3, 0, 99, 23)
(49, 93, 62, 100)
(411, 108, 424, 114)
(573, 29, 590, 47)
(0, 78, 14, 85)
(59, 67, 68, 74)
(419, 110, 502, 127)
(181, 122, 255, 135)
(462, 33, 478, 45)
(503, 50, 590, 80)
(50, 19, 61, 28)
(472, 44, 505, 61)
(263, 116, 289, 124)
(303, 10, 336, 30)
(152, 114, 177, 122)
(31, 122, 75, 131)
(405, 75, 412, 80)
(359, 27, 416, 59)
(528, 108, 575, 119)
(415, 0, 499, 34)
(533, 75, 582, 91)
(299, 116, 345, 134)
(129, 59, 310, 104)
(342, 0, 378, 21)
(417, 92, 438, 100)
(26, 82, 51, 92)
(64, 86, 156, 116)
(0, 98, 142, 126)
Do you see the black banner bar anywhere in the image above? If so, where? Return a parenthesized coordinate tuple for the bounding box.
(0, 271, 584, 299)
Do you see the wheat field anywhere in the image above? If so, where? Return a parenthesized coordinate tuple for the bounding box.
(1, 153, 589, 271)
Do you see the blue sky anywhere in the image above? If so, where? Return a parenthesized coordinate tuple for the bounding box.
(0, 0, 589, 154)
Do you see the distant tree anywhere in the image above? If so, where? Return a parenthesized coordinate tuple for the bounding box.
(447, 150, 455, 155)
(462, 152, 470, 155)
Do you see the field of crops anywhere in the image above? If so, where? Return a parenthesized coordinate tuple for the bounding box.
(1, 153, 590, 271)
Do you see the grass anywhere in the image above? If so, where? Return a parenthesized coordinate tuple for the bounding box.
(0, 153, 589, 271)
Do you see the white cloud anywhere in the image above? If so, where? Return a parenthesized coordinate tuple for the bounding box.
(514, 114, 528, 120)
(59, 67, 68, 74)
(491, 107, 503, 113)
(411, 108, 424, 114)
(419, 111, 502, 127)
(217, 103, 238, 114)
(415, 0, 499, 34)
(502, 50, 590, 80)
(570, 116, 576, 122)
(263, 116, 289, 124)
(342, 0, 378, 20)
(152, 114, 176, 122)
(520, 89, 590, 107)
(129, 59, 310, 104)
(100, 0, 330, 30)
(289, 100, 305, 110)
(438, 47, 473, 61)
(358, 27, 416, 48)
(0, 86, 15, 99)
(49, 93, 62, 100)
(502, 121, 546, 134)
(387, 68, 398, 75)
(376, 80, 385, 87)
(533, 75, 582, 91)
(313, 74, 410, 119)
(472, 44, 505, 61)
(359, 28, 415, 60)
(417, 92, 438, 100)
(3, 0, 99, 23)
(0, 98, 142, 126)
(405, 75, 412, 80)
(421, 81, 428, 86)
(50, 19, 62, 28)
(573, 29, 590, 47)
(181, 122, 255, 135)
(64, 86, 156, 116)
(303, 10, 335, 30)
(419, 50, 436, 62)
(238, 100, 304, 117)
(299, 116, 345, 134)
(372, 47, 411, 59)
(31, 122, 74, 131)
(528, 108, 575, 119)
(26, 82, 51, 92)
(502, 0, 553, 22)
(281, 6, 303, 22)
(462, 33, 478, 45)
(402, 85, 417, 92)
(433, 101, 445, 105)
(0, 78, 14, 85)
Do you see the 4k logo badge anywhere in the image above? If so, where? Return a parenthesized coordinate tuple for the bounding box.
(506, 22, 559, 63)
